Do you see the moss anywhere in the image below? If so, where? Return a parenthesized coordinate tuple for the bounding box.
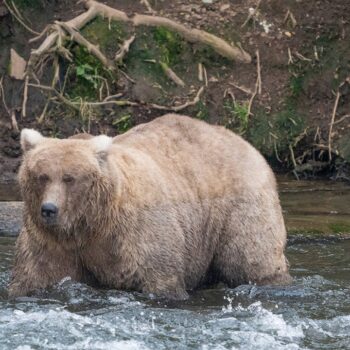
(152, 26, 184, 65)
(224, 100, 249, 135)
(329, 223, 350, 234)
(65, 45, 115, 101)
(112, 113, 133, 133)
(80, 17, 128, 57)
(247, 100, 305, 163)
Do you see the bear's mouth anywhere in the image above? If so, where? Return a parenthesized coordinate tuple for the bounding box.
(41, 216, 59, 227)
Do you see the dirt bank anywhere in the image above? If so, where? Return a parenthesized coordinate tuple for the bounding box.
(1, 0, 350, 195)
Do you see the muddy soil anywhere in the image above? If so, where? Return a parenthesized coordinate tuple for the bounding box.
(1, 0, 350, 196)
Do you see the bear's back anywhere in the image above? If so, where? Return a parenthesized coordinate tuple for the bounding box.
(112, 114, 275, 195)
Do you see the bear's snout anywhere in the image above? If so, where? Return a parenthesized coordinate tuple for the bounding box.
(41, 202, 58, 221)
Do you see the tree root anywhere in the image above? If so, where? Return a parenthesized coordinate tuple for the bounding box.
(27, 0, 250, 75)
(56, 21, 115, 70)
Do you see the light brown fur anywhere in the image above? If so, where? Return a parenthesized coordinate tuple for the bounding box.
(9, 114, 291, 299)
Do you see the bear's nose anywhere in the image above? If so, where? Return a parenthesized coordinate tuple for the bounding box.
(41, 202, 58, 218)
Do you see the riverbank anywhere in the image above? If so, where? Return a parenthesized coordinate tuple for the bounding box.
(1, 0, 350, 181)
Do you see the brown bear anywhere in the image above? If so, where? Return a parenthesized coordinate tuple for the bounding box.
(9, 114, 291, 299)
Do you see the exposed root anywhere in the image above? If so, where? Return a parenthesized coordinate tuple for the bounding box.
(149, 86, 204, 111)
(328, 90, 341, 161)
(115, 35, 136, 63)
(56, 21, 114, 70)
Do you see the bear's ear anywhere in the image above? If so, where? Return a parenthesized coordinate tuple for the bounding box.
(91, 135, 113, 164)
(20, 129, 44, 153)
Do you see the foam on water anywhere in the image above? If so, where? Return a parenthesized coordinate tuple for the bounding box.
(0, 238, 350, 349)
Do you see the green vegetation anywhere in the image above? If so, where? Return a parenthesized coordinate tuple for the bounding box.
(329, 223, 350, 234)
(65, 45, 114, 101)
(246, 100, 305, 165)
(112, 113, 132, 133)
(80, 17, 127, 55)
(194, 101, 209, 121)
(224, 100, 249, 135)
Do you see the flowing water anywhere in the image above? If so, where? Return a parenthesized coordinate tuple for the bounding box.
(0, 178, 349, 349)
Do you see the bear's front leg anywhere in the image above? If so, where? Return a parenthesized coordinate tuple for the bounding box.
(8, 228, 80, 297)
(141, 271, 189, 300)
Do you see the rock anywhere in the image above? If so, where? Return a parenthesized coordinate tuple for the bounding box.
(337, 132, 350, 162)
(0, 201, 23, 237)
(9, 49, 27, 80)
(220, 4, 230, 12)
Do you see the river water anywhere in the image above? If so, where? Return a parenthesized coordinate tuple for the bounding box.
(0, 178, 349, 349)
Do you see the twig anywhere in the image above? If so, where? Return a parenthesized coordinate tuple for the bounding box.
(11, 111, 19, 132)
(28, 83, 80, 111)
(283, 9, 297, 28)
(328, 90, 341, 161)
(22, 75, 29, 117)
(159, 61, 185, 87)
(140, 0, 155, 14)
(0, 76, 10, 115)
(287, 47, 294, 64)
(229, 82, 252, 94)
(115, 35, 136, 63)
(289, 144, 297, 168)
(38, 57, 60, 123)
(103, 93, 123, 101)
(149, 86, 204, 111)
(333, 114, 350, 125)
(256, 49, 262, 94)
(203, 65, 208, 87)
(241, 0, 261, 28)
(119, 69, 136, 84)
(198, 63, 203, 82)
(4, 0, 40, 35)
(295, 51, 312, 62)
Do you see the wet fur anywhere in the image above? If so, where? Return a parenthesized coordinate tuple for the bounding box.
(9, 114, 291, 299)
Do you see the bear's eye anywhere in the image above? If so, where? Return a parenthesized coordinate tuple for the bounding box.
(38, 174, 49, 183)
(63, 174, 75, 183)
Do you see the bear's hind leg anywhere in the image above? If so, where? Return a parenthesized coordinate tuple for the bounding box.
(213, 194, 292, 288)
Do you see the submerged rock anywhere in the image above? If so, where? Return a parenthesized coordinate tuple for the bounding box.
(0, 201, 23, 236)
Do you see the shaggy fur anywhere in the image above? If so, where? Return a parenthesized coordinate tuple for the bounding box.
(9, 114, 291, 299)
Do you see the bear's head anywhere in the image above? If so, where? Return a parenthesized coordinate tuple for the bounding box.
(19, 129, 114, 238)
